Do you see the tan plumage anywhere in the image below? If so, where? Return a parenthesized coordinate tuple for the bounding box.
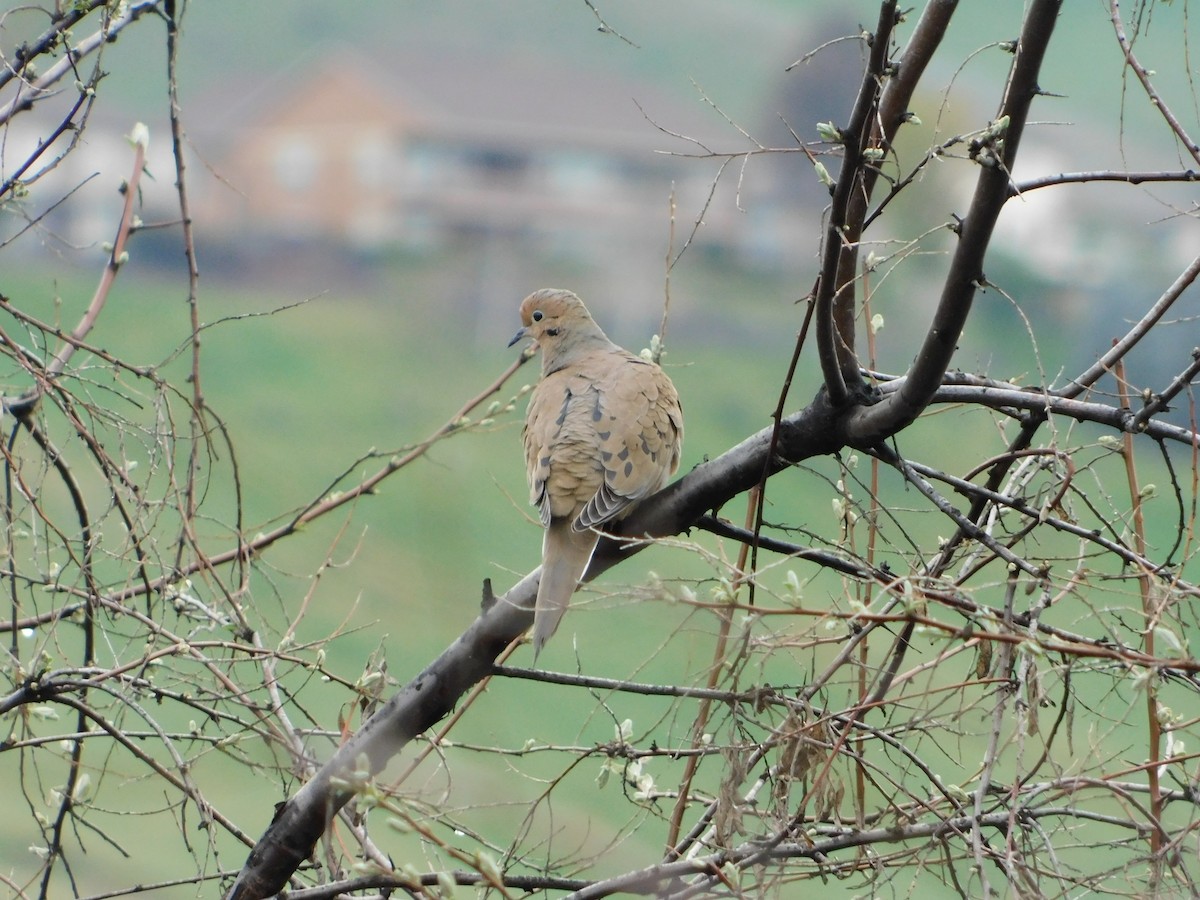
(509, 289, 683, 656)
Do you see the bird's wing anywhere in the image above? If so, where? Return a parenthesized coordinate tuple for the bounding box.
(576, 349, 683, 531)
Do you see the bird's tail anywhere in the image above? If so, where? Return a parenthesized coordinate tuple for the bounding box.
(534, 521, 600, 658)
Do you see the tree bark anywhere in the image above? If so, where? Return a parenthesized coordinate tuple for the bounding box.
(226, 398, 843, 899)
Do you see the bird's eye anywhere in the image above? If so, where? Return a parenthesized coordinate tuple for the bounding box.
(532, 310, 544, 322)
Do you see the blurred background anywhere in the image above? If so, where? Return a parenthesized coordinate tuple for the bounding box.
(9, 1, 1197, 388)
(2, 1, 1198, 895)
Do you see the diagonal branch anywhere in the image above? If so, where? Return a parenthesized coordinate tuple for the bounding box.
(234, 356, 1200, 900)
(0, 1, 162, 127)
(225, 395, 844, 900)
(226, 347, 1200, 898)
(1109, 0, 1200, 166)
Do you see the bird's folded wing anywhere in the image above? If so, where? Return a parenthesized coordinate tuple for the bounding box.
(576, 352, 683, 530)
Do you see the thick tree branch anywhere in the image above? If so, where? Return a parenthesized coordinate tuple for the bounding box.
(814, 0, 900, 404)
(919, 376, 1198, 447)
(224, 576, 535, 900)
(812, 1, 959, 407)
(225, 396, 843, 899)
(1012, 168, 1200, 193)
(843, 0, 1063, 444)
(8, 0, 1199, 896)
(227, 342, 1200, 897)
(876, 0, 959, 145)
(836, 0, 959, 383)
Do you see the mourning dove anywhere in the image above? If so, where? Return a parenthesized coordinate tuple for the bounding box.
(509, 289, 683, 656)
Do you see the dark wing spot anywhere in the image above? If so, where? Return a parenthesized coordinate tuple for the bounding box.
(624, 461, 634, 478)
(617, 447, 630, 461)
(555, 390, 573, 426)
(597, 431, 611, 441)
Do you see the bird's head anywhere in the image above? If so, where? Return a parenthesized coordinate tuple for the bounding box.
(508, 289, 609, 366)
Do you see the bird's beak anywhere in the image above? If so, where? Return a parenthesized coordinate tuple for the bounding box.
(507, 327, 527, 348)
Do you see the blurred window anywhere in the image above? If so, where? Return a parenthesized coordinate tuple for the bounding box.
(354, 134, 394, 187)
(274, 135, 319, 191)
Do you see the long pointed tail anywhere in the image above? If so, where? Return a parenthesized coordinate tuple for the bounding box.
(534, 522, 599, 657)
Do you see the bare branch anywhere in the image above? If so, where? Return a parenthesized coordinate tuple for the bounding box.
(0, 1, 162, 127)
(844, 0, 1064, 443)
(1110, 0, 1200, 166)
(814, 0, 901, 405)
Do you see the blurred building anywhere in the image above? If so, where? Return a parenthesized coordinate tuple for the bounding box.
(198, 50, 736, 262)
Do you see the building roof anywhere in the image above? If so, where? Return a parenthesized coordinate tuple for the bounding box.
(199, 42, 727, 160)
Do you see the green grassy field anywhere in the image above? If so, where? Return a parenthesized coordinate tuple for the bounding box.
(3, 250, 828, 895)
(2, 240, 1194, 897)
(4, 0, 1199, 893)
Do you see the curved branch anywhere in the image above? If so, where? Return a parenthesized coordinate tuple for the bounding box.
(843, 0, 1064, 444)
(225, 396, 845, 899)
(227, 343, 1200, 897)
(814, 0, 900, 405)
(5, 127, 148, 418)
(812, 1, 959, 406)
